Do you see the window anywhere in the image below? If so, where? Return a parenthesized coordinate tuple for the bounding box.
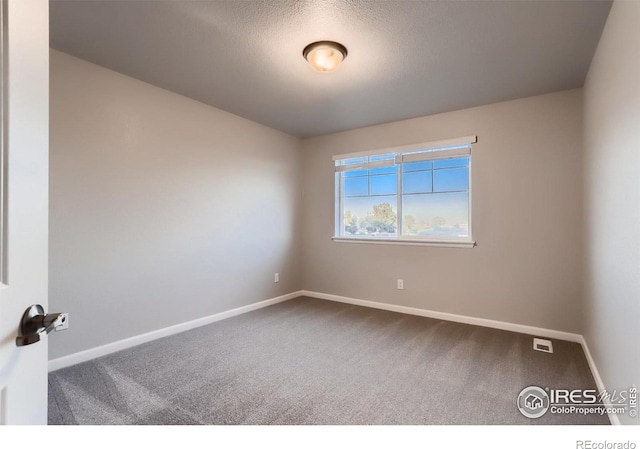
(334, 136, 476, 247)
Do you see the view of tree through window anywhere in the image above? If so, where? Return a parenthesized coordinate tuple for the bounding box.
(335, 145, 472, 241)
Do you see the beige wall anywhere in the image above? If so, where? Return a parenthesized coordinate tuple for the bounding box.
(49, 50, 302, 359)
(301, 89, 584, 333)
(583, 0, 640, 424)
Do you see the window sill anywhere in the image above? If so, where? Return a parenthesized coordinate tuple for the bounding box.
(331, 237, 476, 248)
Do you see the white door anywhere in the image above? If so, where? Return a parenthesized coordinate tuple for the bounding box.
(0, 0, 50, 425)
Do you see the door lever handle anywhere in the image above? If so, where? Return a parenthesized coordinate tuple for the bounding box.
(16, 304, 63, 347)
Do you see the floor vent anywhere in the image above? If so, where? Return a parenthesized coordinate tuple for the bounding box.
(533, 338, 553, 353)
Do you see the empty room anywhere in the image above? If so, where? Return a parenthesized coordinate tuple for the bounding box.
(0, 0, 638, 444)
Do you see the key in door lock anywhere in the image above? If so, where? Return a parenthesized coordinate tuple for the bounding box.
(16, 304, 65, 347)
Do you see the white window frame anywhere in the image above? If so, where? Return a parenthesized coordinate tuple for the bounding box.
(333, 136, 477, 248)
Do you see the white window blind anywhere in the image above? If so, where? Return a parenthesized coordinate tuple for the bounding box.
(397, 145, 471, 163)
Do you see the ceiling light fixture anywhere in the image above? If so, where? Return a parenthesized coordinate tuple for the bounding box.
(303, 41, 348, 73)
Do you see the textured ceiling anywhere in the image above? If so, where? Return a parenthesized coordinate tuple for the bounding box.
(50, 1, 611, 137)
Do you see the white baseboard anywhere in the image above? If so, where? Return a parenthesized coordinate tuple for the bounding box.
(579, 336, 620, 425)
(48, 291, 303, 372)
(301, 290, 582, 342)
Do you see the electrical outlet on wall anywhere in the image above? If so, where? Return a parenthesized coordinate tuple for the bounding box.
(55, 313, 69, 331)
(397, 279, 404, 290)
(274, 273, 279, 283)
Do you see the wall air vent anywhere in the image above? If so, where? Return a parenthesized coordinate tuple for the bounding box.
(533, 338, 553, 353)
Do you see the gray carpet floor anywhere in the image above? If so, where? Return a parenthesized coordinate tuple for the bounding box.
(48, 296, 609, 425)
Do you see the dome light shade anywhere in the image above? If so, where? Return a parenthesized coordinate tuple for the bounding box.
(303, 41, 348, 73)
